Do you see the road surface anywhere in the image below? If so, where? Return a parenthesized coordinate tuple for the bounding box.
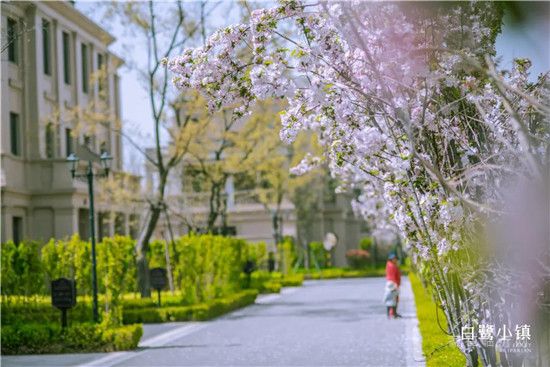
(2, 277, 424, 367)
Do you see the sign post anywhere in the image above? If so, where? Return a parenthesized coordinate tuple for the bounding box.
(51, 278, 77, 328)
(243, 260, 256, 288)
(149, 268, 168, 307)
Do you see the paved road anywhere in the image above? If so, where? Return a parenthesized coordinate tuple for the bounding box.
(3, 277, 424, 367)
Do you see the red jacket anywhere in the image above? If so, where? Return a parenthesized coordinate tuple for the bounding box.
(385, 260, 401, 287)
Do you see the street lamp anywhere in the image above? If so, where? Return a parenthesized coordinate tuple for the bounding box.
(66, 147, 112, 323)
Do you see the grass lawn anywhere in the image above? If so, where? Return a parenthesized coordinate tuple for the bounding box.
(410, 273, 466, 367)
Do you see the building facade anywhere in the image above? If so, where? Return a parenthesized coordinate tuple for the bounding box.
(1, 1, 139, 243)
(144, 155, 369, 267)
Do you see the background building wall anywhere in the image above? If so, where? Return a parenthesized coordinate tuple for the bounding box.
(1, 1, 135, 244)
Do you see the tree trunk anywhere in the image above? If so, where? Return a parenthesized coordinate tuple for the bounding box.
(135, 205, 162, 298)
(207, 184, 220, 232)
(465, 349, 479, 367)
(163, 238, 175, 293)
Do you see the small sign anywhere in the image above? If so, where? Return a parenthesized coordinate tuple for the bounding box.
(51, 278, 77, 309)
(51, 278, 76, 328)
(150, 268, 168, 291)
(243, 260, 255, 275)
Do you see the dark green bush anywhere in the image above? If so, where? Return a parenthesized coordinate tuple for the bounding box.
(1, 323, 142, 355)
(122, 290, 258, 324)
(281, 274, 304, 287)
(308, 241, 328, 268)
(1, 299, 93, 325)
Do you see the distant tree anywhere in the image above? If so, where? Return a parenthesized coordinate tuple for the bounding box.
(87, 1, 227, 297)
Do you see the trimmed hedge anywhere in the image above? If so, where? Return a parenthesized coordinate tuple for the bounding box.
(302, 267, 390, 279)
(281, 274, 304, 287)
(123, 290, 258, 324)
(247, 271, 303, 293)
(1, 323, 142, 355)
(2, 299, 93, 325)
(2, 289, 264, 326)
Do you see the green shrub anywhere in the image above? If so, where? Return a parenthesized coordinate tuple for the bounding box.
(1, 240, 45, 296)
(122, 290, 258, 324)
(302, 267, 388, 279)
(281, 274, 304, 287)
(121, 293, 185, 309)
(102, 324, 143, 351)
(1, 322, 142, 355)
(175, 235, 249, 304)
(308, 241, 327, 268)
(247, 242, 268, 270)
(320, 268, 344, 278)
(1, 299, 93, 325)
(122, 308, 164, 324)
(359, 237, 374, 251)
(247, 271, 287, 293)
(277, 238, 296, 275)
(260, 281, 282, 294)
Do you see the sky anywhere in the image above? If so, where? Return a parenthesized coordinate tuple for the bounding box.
(75, 1, 550, 176)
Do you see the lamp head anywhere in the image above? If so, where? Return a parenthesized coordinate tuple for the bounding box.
(66, 153, 79, 178)
(100, 151, 113, 175)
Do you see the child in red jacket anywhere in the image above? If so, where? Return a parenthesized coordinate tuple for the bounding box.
(385, 253, 401, 318)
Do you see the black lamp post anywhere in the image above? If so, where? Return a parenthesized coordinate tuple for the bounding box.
(67, 149, 112, 323)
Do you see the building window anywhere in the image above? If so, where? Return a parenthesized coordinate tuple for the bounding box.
(114, 213, 126, 235)
(97, 53, 103, 70)
(42, 19, 51, 75)
(129, 214, 139, 239)
(10, 112, 20, 156)
(78, 209, 90, 240)
(81, 43, 88, 93)
(7, 17, 18, 64)
(62, 32, 71, 84)
(97, 53, 104, 92)
(45, 123, 55, 158)
(12, 217, 23, 244)
(98, 212, 109, 241)
(65, 128, 74, 157)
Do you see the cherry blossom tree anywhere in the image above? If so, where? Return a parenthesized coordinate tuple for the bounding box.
(167, 1, 549, 366)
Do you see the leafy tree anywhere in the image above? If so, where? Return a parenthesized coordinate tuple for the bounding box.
(85, 1, 229, 297)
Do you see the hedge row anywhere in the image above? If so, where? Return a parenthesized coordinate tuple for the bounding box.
(2, 299, 92, 325)
(1, 271, 295, 325)
(122, 290, 258, 324)
(302, 267, 389, 280)
(1, 323, 142, 355)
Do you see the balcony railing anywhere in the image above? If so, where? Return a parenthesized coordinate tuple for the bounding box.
(167, 189, 295, 211)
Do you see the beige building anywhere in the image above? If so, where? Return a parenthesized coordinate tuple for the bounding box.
(1, 1, 139, 243)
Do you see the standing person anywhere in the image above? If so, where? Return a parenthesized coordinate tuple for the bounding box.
(385, 253, 401, 318)
(383, 281, 399, 319)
